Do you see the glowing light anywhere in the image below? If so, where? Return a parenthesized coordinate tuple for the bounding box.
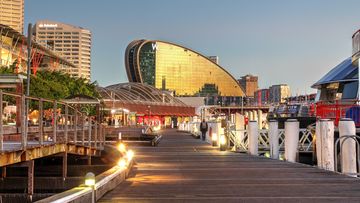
(111, 109, 116, 114)
(117, 143, 126, 152)
(153, 125, 161, 131)
(126, 150, 134, 161)
(212, 133, 217, 141)
(220, 135, 226, 145)
(264, 152, 270, 158)
(123, 109, 129, 113)
(85, 172, 95, 186)
(117, 159, 127, 169)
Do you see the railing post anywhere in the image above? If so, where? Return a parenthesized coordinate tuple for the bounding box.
(39, 99, 43, 145)
(94, 122, 97, 149)
(0, 90, 3, 151)
(339, 118, 357, 177)
(284, 119, 299, 163)
(82, 116, 85, 146)
(269, 120, 279, 159)
(88, 118, 92, 147)
(65, 104, 69, 143)
(248, 120, 258, 156)
(74, 112, 78, 144)
(21, 94, 27, 149)
(53, 101, 57, 143)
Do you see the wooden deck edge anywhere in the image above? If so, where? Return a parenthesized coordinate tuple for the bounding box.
(34, 159, 134, 203)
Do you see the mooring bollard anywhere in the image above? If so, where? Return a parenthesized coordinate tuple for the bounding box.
(319, 119, 334, 171)
(315, 120, 322, 168)
(339, 118, 357, 177)
(248, 121, 258, 156)
(285, 119, 299, 163)
(269, 120, 279, 159)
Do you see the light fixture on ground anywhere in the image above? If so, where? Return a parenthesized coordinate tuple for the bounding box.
(212, 133, 218, 146)
(85, 172, 95, 203)
(117, 158, 127, 169)
(117, 143, 126, 153)
(220, 134, 226, 151)
(85, 172, 95, 186)
(126, 150, 134, 161)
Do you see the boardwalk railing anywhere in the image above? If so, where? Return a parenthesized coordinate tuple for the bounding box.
(228, 128, 314, 152)
(179, 121, 314, 153)
(0, 90, 105, 153)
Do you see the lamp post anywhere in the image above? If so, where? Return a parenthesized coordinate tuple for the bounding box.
(85, 172, 95, 203)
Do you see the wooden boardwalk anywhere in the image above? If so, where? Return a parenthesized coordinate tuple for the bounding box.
(100, 129, 360, 203)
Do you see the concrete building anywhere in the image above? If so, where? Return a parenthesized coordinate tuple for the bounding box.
(269, 84, 291, 104)
(254, 88, 270, 106)
(0, 0, 24, 33)
(238, 74, 258, 97)
(0, 24, 77, 75)
(34, 20, 92, 80)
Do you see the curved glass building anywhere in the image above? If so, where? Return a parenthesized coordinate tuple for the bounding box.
(125, 40, 245, 97)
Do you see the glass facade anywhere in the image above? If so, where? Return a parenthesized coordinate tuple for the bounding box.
(126, 40, 244, 97)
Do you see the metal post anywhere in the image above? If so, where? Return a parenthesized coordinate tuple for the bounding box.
(53, 101, 57, 143)
(0, 90, 3, 151)
(62, 152, 67, 181)
(74, 112, 78, 144)
(65, 104, 68, 143)
(88, 118, 92, 147)
(88, 118, 92, 165)
(94, 122, 97, 148)
(26, 23, 32, 97)
(27, 160, 34, 201)
(82, 116, 85, 146)
(21, 95, 27, 149)
(39, 99, 43, 145)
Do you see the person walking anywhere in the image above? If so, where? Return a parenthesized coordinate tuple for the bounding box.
(200, 119, 208, 141)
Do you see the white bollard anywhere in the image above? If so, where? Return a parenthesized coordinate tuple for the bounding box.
(253, 110, 258, 122)
(315, 120, 322, 169)
(320, 119, 335, 171)
(269, 120, 279, 159)
(339, 118, 357, 177)
(249, 111, 254, 121)
(285, 119, 299, 163)
(248, 121, 258, 156)
(258, 110, 263, 129)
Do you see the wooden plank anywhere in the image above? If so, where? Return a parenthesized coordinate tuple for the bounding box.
(99, 129, 360, 203)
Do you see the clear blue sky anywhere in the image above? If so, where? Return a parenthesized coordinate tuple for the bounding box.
(25, 0, 360, 95)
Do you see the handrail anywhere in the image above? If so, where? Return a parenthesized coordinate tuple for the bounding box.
(0, 90, 105, 152)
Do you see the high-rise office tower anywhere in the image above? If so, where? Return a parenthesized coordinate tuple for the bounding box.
(34, 20, 91, 80)
(0, 0, 24, 33)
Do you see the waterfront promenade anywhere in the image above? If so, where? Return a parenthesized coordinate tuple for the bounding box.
(100, 129, 360, 203)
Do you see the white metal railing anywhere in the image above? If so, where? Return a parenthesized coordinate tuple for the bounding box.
(229, 128, 314, 152)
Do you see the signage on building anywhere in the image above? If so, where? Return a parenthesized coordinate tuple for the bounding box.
(38, 24, 58, 28)
(152, 42, 157, 51)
